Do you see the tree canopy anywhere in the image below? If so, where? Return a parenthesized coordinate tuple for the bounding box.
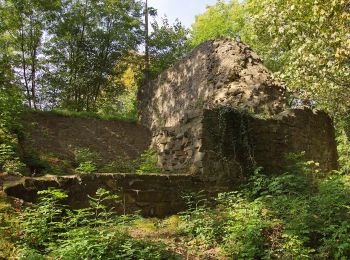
(0, 0, 189, 112)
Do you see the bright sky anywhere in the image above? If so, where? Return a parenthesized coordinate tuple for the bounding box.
(148, 0, 218, 28)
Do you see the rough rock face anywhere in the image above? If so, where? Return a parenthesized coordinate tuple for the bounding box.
(138, 38, 338, 181)
(139, 38, 286, 130)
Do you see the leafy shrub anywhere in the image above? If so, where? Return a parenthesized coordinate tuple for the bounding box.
(0, 144, 26, 175)
(0, 193, 18, 259)
(51, 227, 176, 260)
(0, 87, 24, 133)
(103, 149, 162, 174)
(22, 150, 51, 176)
(220, 194, 273, 258)
(175, 159, 350, 259)
(308, 176, 350, 258)
(73, 147, 99, 165)
(0, 144, 15, 165)
(39, 154, 73, 176)
(136, 149, 161, 174)
(19, 188, 69, 252)
(3, 158, 26, 175)
(73, 148, 99, 174)
(178, 191, 224, 252)
(18, 188, 178, 259)
(0, 88, 26, 175)
(75, 161, 97, 174)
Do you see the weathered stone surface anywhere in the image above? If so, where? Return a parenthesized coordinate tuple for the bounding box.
(4, 173, 228, 217)
(201, 107, 338, 183)
(138, 38, 338, 178)
(138, 38, 286, 131)
(22, 112, 151, 167)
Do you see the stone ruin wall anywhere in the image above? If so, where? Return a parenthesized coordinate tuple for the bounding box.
(5, 173, 230, 217)
(201, 108, 338, 183)
(139, 38, 286, 130)
(4, 39, 339, 217)
(139, 39, 338, 180)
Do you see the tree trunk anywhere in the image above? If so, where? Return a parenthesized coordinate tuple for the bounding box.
(144, 0, 150, 87)
(31, 43, 37, 109)
(20, 20, 31, 108)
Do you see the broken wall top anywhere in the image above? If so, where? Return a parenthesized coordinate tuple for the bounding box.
(138, 38, 287, 130)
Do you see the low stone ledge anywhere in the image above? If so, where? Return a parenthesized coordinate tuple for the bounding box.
(4, 173, 229, 217)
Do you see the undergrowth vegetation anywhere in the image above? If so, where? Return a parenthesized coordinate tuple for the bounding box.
(0, 192, 18, 259)
(15, 188, 178, 259)
(0, 88, 26, 176)
(1, 159, 350, 259)
(74, 147, 161, 175)
(176, 161, 350, 259)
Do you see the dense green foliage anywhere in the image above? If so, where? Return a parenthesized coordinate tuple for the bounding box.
(0, 87, 25, 175)
(0, 0, 190, 175)
(2, 160, 350, 259)
(16, 188, 177, 259)
(191, 0, 245, 47)
(44, 0, 144, 112)
(149, 17, 190, 78)
(0, 193, 18, 258)
(178, 163, 350, 259)
(69, 147, 161, 175)
(0, 0, 191, 114)
(0, 0, 144, 111)
(1, 1, 350, 258)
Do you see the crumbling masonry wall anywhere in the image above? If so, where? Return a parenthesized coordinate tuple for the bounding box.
(4, 39, 339, 217)
(201, 108, 338, 183)
(5, 173, 229, 217)
(138, 39, 338, 180)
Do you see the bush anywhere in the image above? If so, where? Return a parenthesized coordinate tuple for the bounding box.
(0, 144, 25, 175)
(100, 159, 138, 173)
(179, 191, 223, 249)
(136, 149, 161, 174)
(175, 159, 350, 259)
(75, 161, 97, 174)
(0, 193, 19, 259)
(18, 188, 178, 259)
(73, 148, 99, 174)
(0, 87, 25, 175)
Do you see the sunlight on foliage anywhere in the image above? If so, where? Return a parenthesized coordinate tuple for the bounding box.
(17, 188, 178, 259)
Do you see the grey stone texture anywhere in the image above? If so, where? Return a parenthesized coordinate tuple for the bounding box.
(138, 38, 338, 182)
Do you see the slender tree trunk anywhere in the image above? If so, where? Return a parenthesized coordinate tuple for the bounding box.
(144, 0, 150, 87)
(31, 41, 38, 109)
(29, 13, 40, 110)
(20, 19, 31, 108)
